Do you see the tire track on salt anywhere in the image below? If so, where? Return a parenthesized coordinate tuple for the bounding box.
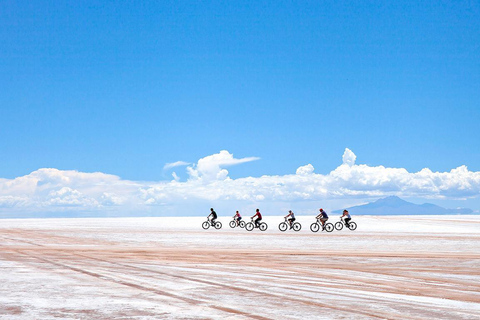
(12, 249, 273, 320)
(1, 235, 470, 320)
(68, 251, 400, 320)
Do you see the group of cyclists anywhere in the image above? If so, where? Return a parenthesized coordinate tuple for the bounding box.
(207, 207, 352, 229)
(209, 208, 264, 228)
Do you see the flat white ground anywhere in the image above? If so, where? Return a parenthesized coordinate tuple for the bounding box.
(1, 215, 479, 319)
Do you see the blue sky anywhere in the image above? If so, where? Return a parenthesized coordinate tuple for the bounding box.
(1, 1, 479, 216)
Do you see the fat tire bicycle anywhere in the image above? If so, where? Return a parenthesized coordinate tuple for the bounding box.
(245, 218, 268, 232)
(278, 217, 301, 232)
(229, 218, 246, 228)
(202, 219, 222, 230)
(335, 217, 357, 231)
(310, 218, 334, 233)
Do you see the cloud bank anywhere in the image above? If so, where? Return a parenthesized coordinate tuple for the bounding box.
(1, 149, 479, 216)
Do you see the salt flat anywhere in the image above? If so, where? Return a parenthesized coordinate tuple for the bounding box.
(1, 215, 479, 319)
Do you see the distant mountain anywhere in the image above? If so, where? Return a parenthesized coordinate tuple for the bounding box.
(333, 196, 473, 215)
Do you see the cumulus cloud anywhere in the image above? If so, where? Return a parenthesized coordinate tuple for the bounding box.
(296, 164, 315, 175)
(0, 195, 29, 208)
(1, 149, 479, 216)
(0, 168, 142, 214)
(46, 187, 98, 207)
(135, 148, 480, 203)
(186, 150, 260, 181)
(342, 148, 356, 166)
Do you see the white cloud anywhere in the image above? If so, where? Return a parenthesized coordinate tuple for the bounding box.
(342, 148, 356, 166)
(1, 149, 480, 216)
(296, 164, 314, 175)
(0, 168, 142, 214)
(186, 150, 260, 181)
(100, 192, 124, 206)
(0, 195, 29, 208)
(171, 172, 180, 181)
(163, 161, 190, 170)
(45, 187, 98, 207)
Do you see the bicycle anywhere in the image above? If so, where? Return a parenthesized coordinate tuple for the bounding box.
(310, 218, 334, 233)
(229, 217, 246, 228)
(279, 217, 301, 232)
(245, 218, 268, 231)
(202, 219, 222, 230)
(335, 217, 357, 231)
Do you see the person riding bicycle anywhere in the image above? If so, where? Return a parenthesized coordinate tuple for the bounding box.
(316, 208, 328, 228)
(285, 210, 296, 229)
(251, 209, 262, 228)
(233, 210, 242, 226)
(208, 208, 218, 226)
(341, 209, 351, 227)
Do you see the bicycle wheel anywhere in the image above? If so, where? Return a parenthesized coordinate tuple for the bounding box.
(293, 223, 301, 232)
(239, 220, 246, 228)
(310, 223, 319, 232)
(229, 221, 236, 228)
(325, 223, 334, 232)
(259, 222, 268, 231)
(279, 222, 288, 232)
(245, 222, 254, 231)
(214, 221, 222, 229)
(335, 222, 343, 230)
(202, 221, 210, 230)
(348, 221, 357, 231)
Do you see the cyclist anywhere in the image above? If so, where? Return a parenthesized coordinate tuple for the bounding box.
(208, 208, 218, 226)
(251, 209, 262, 228)
(233, 210, 242, 226)
(285, 210, 296, 229)
(341, 209, 351, 227)
(316, 208, 328, 228)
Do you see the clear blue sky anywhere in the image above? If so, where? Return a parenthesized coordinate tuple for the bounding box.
(1, 1, 479, 182)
